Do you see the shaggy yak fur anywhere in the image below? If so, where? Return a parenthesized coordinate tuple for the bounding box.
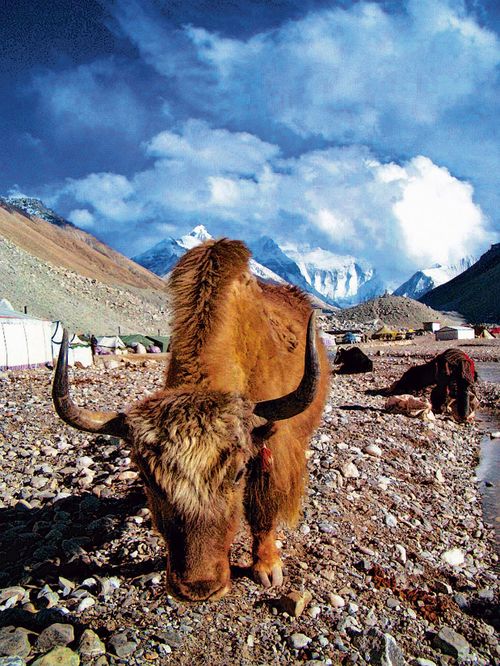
(381, 348, 477, 422)
(53, 239, 329, 602)
(334, 347, 373, 374)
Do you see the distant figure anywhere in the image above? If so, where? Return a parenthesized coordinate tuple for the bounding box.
(376, 348, 477, 423)
(334, 347, 373, 374)
(90, 335, 98, 357)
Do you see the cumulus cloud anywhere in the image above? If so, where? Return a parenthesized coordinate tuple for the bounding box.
(108, 0, 500, 220)
(53, 121, 493, 281)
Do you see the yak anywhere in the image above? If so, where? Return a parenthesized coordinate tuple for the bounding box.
(53, 239, 329, 602)
(333, 346, 373, 374)
(377, 348, 477, 422)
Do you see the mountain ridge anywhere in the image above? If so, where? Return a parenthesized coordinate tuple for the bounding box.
(420, 244, 500, 323)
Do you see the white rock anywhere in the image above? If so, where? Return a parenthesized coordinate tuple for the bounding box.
(337, 442, 349, 451)
(364, 444, 382, 457)
(441, 547, 465, 567)
(395, 544, 407, 564)
(341, 462, 359, 479)
(329, 594, 345, 608)
(290, 633, 311, 649)
(435, 468, 444, 483)
(77, 597, 96, 612)
(490, 431, 500, 439)
(76, 456, 94, 469)
(308, 605, 321, 619)
(385, 513, 398, 528)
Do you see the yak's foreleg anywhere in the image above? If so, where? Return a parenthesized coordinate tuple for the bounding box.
(430, 377, 449, 414)
(244, 462, 283, 588)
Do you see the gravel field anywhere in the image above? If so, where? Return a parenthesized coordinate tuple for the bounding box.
(0, 339, 498, 666)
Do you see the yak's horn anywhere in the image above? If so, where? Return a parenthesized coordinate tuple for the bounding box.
(254, 313, 320, 422)
(52, 329, 129, 438)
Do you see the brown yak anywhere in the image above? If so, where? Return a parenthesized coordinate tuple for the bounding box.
(53, 239, 329, 602)
(372, 348, 478, 422)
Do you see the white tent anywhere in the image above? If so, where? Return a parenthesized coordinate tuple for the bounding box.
(435, 326, 475, 341)
(51, 322, 93, 368)
(96, 335, 127, 354)
(0, 301, 53, 370)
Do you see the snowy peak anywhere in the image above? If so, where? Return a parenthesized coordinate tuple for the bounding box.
(134, 228, 385, 306)
(179, 224, 213, 249)
(394, 257, 476, 299)
(279, 243, 383, 306)
(0, 196, 74, 228)
(133, 226, 285, 285)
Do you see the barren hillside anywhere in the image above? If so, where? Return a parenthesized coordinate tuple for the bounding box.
(337, 294, 465, 329)
(0, 235, 170, 336)
(0, 202, 165, 291)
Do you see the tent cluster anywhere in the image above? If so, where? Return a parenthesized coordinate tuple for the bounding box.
(0, 299, 171, 371)
(94, 334, 170, 356)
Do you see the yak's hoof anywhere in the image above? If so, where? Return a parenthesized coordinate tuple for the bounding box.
(254, 562, 283, 588)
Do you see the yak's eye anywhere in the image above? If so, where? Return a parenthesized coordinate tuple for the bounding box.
(233, 467, 245, 485)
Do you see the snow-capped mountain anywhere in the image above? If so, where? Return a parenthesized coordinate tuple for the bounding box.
(393, 257, 476, 299)
(133, 225, 286, 285)
(135, 227, 384, 307)
(0, 196, 73, 228)
(279, 243, 385, 306)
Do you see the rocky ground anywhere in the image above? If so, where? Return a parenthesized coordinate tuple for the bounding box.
(0, 339, 498, 666)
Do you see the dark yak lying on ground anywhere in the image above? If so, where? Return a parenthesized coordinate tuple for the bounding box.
(372, 348, 477, 423)
(53, 239, 329, 602)
(334, 346, 373, 374)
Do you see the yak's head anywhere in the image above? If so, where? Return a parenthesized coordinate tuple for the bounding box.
(446, 379, 479, 423)
(52, 317, 319, 602)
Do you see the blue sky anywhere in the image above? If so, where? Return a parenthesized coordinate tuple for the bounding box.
(1, 0, 499, 282)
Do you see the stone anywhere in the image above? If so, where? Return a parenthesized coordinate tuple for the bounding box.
(109, 633, 138, 659)
(413, 660, 437, 666)
(370, 632, 406, 666)
(279, 590, 313, 618)
(290, 633, 311, 649)
(364, 444, 382, 457)
(36, 624, 74, 652)
(0, 658, 27, 666)
(76, 597, 95, 613)
(441, 548, 465, 567)
(385, 513, 398, 528)
(78, 630, 105, 658)
(432, 627, 469, 659)
(0, 588, 27, 606)
(341, 462, 360, 479)
(31, 647, 80, 665)
(435, 468, 444, 483)
(329, 594, 345, 608)
(0, 628, 31, 659)
(308, 605, 321, 619)
(395, 544, 407, 564)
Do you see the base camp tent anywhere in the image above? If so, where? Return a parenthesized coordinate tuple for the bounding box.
(0, 300, 53, 370)
(95, 335, 127, 354)
(435, 326, 475, 341)
(51, 322, 93, 367)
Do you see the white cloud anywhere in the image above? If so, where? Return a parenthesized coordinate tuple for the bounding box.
(68, 208, 95, 229)
(54, 122, 493, 280)
(109, 0, 500, 222)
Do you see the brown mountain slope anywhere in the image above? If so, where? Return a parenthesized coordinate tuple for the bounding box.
(0, 202, 165, 290)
